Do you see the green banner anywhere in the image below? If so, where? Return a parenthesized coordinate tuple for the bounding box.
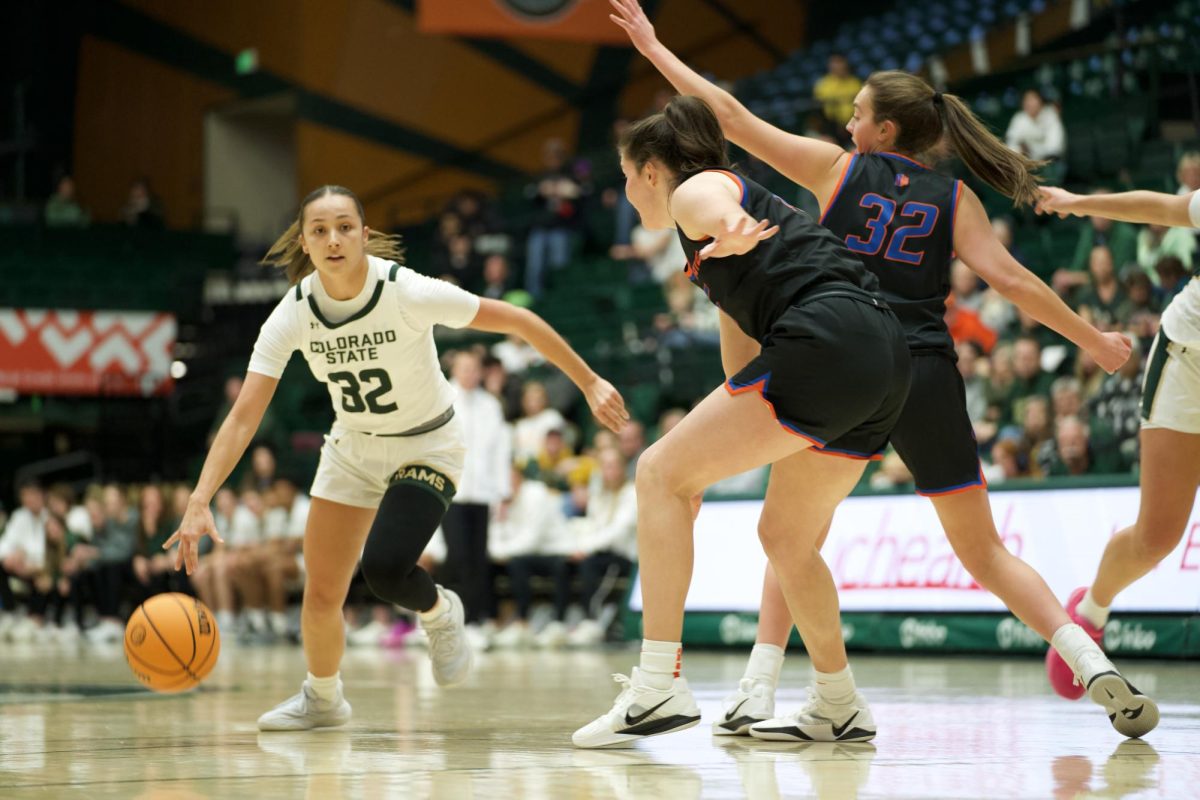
(624, 611, 1200, 658)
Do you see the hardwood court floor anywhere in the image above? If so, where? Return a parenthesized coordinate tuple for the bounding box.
(0, 640, 1196, 799)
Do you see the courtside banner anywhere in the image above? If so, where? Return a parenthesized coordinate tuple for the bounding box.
(630, 488, 1200, 614)
(417, 0, 629, 44)
(0, 309, 176, 396)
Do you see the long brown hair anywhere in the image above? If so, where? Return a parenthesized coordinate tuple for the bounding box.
(865, 71, 1046, 207)
(261, 185, 405, 284)
(619, 95, 730, 189)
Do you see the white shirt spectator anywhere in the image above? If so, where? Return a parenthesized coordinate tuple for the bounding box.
(452, 382, 513, 505)
(0, 508, 48, 571)
(226, 503, 264, 548)
(572, 482, 638, 562)
(1006, 105, 1065, 161)
(513, 408, 566, 463)
(631, 225, 688, 284)
(264, 493, 310, 540)
(488, 479, 570, 561)
(493, 336, 544, 374)
(65, 504, 93, 541)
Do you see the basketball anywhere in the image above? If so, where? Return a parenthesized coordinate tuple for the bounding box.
(124, 593, 221, 693)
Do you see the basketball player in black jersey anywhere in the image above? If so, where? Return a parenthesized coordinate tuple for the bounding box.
(572, 96, 911, 748)
(610, 0, 1156, 741)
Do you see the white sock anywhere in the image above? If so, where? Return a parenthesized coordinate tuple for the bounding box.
(307, 671, 341, 701)
(639, 639, 682, 690)
(1051, 623, 1104, 674)
(814, 665, 857, 706)
(744, 643, 785, 686)
(1075, 588, 1110, 630)
(247, 608, 268, 630)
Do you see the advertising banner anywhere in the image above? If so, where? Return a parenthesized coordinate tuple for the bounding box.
(0, 309, 176, 396)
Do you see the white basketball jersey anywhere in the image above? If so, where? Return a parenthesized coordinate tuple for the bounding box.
(247, 256, 480, 434)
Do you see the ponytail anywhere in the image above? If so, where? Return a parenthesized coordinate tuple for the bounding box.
(261, 185, 405, 285)
(865, 71, 1046, 207)
(620, 95, 730, 188)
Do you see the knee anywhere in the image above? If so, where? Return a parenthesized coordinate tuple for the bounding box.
(304, 578, 346, 613)
(1133, 522, 1185, 563)
(635, 443, 690, 499)
(757, 516, 793, 556)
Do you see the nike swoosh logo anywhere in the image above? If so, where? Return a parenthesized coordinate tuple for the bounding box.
(725, 699, 748, 722)
(831, 711, 859, 739)
(625, 698, 671, 727)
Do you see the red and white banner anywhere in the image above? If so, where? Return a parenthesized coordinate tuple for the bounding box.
(631, 487, 1200, 614)
(417, 0, 629, 44)
(0, 309, 176, 396)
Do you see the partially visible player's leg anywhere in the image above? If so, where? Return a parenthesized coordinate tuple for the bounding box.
(258, 497, 374, 732)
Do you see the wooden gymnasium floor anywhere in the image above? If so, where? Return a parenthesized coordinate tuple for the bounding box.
(0, 640, 1197, 799)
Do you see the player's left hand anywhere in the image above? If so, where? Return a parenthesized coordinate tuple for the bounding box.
(584, 376, 630, 433)
(699, 217, 780, 260)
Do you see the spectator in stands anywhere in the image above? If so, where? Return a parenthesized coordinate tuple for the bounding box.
(208, 375, 282, 451)
(47, 484, 92, 543)
(612, 223, 687, 286)
(513, 381, 566, 464)
(433, 234, 481, 290)
(225, 488, 268, 640)
(566, 448, 638, 646)
(1155, 255, 1191, 303)
(482, 354, 523, 420)
(868, 450, 914, 491)
(1055, 192, 1140, 298)
(234, 476, 309, 642)
(956, 340, 988, 424)
(1072, 346, 1106, 401)
(1005, 88, 1065, 163)
(0, 481, 48, 641)
(243, 443, 278, 494)
(442, 350, 512, 631)
(1118, 268, 1160, 324)
(492, 332, 544, 375)
(44, 174, 89, 228)
(33, 513, 78, 641)
(990, 217, 1028, 266)
(946, 260, 998, 353)
(1074, 246, 1126, 329)
(1020, 395, 1054, 476)
(1177, 151, 1200, 196)
(524, 137, 582, 298)
(480, 254, 513, 300)
(120, 177, 165, 229)
(657, 407, 687, 439)
(813, 54, 861, 145)
(191, 487, 240, 634)
(1089, 340, 1143, 468)
(981, 342, 1015, 441)
(987, 436, 1029, 482)
(1006, 335, 1056, 426)
(449, 190, 497, 240)
(615, 419, 646, 479)
(85, 484, 139, 642)
(132, 484, 182, 599)
(1137, 224, 1194, 282)
(1041, 415, 1106, 477)
(489, 464, 572, 648)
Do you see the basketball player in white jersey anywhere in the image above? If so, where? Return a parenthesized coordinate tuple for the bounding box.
(1036, 186, 1200, 703)
(164, 185, 628, 731)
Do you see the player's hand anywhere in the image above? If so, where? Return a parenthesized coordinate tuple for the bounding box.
(1035, 187, 1083, 219)
(700, 217, 780, 260)
(163, 498, 224, 575)
(1091, 331, 1133, 374)
(584, 376, 630, 433)
(609, 0, 660, 54)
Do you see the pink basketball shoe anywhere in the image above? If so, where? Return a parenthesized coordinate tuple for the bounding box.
(1046, 587, 1106, 700)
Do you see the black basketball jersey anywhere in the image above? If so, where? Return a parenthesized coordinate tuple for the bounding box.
(821, 153, 961, 355)
(676, 169, 879, 343)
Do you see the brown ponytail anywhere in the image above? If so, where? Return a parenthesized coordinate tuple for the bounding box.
(619, 95, 730, 188)
(865, 71, 1046, 207)
(261, 185, 405, 285)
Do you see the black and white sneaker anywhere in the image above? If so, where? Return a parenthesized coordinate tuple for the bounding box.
(749, 689, 876, 743)
(1077, 650, 1159, 738)
(572, 668, 701, 748)
(712, 677, 775, 736)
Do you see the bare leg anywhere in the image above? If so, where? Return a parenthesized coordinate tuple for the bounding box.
(301, 499, 376, 677)
(1092, 428, 1200, 606)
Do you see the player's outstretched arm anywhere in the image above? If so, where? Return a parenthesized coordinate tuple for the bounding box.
(671, 172, 779, 260)
(468, 300, 629, 433)
(164, 371, 279, 574)
(1036, 186, 1199, 228)
(609, 0, 845, 197)
(954, 186, 1131, 374)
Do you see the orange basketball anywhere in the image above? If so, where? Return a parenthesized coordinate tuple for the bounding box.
(124, 593, 221, 693)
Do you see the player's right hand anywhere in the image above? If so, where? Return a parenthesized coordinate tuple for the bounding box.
(584, 376, 631, 433)
(1091, 331, 1133, 375)
(609, 0, 659, 54)
(1035, 186, 1083, 219)
(163, 498, 224, 575)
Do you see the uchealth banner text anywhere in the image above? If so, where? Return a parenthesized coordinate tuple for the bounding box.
(417, 0, 629, 44)
(0, 309, 176, 396)
(630, 488, 1200, 614)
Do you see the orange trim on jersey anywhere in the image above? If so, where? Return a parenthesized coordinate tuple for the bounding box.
(880, 151, 933, 170)
(705, 169, 748, 206)
(819, 153, 858, 225)
(916, 463, 988, 497)
(724, 376, 825, 449)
